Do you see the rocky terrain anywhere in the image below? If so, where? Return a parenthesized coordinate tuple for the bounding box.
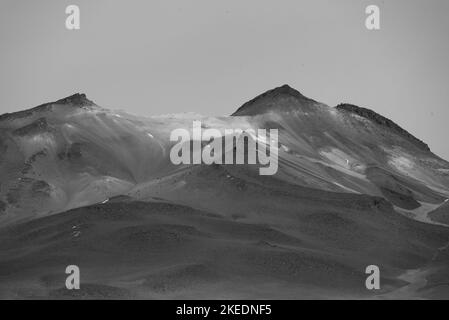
(0, 85, 448, 299)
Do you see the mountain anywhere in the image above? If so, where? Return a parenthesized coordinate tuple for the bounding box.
(231, 84, 318, 116)
(0, 87, 449, 299)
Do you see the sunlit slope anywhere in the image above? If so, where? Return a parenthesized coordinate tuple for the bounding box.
(0, 94, 258, 224)
(128, 85, 449, 223)
(0, 94, 178, 223)
(231, 85, 449, 206)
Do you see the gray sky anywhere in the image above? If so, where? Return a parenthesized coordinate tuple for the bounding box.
(1, 0, 448, 160)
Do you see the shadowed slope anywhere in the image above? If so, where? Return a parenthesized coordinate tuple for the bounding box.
(1, 195, 448, 299)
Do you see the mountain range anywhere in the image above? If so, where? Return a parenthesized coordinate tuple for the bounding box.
(0, 85, 448, 299)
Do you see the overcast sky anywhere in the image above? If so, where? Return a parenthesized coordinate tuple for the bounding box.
(1, 0, 448, 160)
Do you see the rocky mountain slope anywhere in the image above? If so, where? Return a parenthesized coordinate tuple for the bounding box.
(0, 86, 448, 299)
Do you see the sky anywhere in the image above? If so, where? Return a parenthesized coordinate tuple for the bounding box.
(0, 0, 448, 160)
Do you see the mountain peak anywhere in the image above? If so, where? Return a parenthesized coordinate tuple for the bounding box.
(0, 93, 96, 123)
(54, 93, 95, 107)
(336, 103, 430, 152)
(232, 84, 316, 116)
(268, 84, 307, 98)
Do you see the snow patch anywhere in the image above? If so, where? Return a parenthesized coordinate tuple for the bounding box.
(388, 155, 414, 174)
(333, 182, 360, 194)
(281, 144, 290, 152)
